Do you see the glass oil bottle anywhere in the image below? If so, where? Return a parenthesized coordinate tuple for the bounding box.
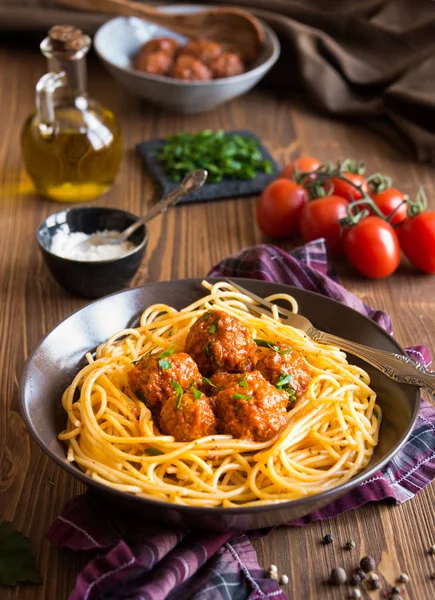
(21, 25, 122, 202)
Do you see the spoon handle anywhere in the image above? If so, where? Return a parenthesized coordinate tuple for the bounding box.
(119, 170, 208, 243)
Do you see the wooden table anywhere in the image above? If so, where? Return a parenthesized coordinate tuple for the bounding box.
(1, 39, 434, 600)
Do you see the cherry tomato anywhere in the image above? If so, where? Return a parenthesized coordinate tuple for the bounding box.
(342, 216, 400, 279)
(280, 156, 322, 180)
(370, 188, 408, 226)
(399, 211, 435, 273)
(299, 195, 348, 257)
(330, 173, 369, 202)
(256, 179, 308, 238)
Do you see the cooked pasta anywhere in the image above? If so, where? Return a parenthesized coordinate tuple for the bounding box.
(59, 280, 381, 507)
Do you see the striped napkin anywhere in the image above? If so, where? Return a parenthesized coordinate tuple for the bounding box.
(47, 240, 435, 600)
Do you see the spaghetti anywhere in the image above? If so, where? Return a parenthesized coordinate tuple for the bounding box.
(59, 280, 381, 507)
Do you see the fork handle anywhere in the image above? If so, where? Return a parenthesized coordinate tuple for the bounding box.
(314, 331, 435, 397)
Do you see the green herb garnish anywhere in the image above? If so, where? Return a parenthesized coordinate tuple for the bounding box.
(208, 317, 219, 334)
(233, 393, 252, 401)
(171, 379, 184, 409)
(158, 359, 171, 370)
(192, 388, 202, 400)
(0, 522, 42, 586)
(204, 344, 210, 357)
(203, 312, 212, 321)
(255, 339, 292, 355)
(156, 130, 273, 183)
(275, 373, 294, 389)
(157, 344, 175, 360)
(239, 375, 248, 389)
(202, 376, 215, 387)
(145, 447, 163, 456)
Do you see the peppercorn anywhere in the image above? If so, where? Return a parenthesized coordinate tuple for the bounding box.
(279, 574, 289, 585)
(350, 589, 361, 599)
(323, 533, 334, 544)
(344, 540, 356, 550)
(391, 586, 401, 594)
(329, 567, 347, 585)
(398, 573, 409, 583)
(349, 574, 361, 586)
(356, 568, 366, 581)
(369, 578, 380, 590)
(367, 572, 379, 582)
(360, 555, 376, 572)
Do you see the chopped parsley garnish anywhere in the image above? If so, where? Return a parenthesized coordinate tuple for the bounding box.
(255, 339, 292, 355)
(145, 447, 163, 456)
(233, 393, 251, 401)
(192, 388, 202, 400)
(208, 319, 219, 334)
(171, 379, 184, 409)
(158, 359, 171, 370)
(157, 344, 175, 359)
(135, 389, 149, 407)
(204, 344, 210, 357)
(202, 376, 215, 387)
(275, 373, 294, 389)
(203, 312, 212, 321)
(239, 374, 248, 389)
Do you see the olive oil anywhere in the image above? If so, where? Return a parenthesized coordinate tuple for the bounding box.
(21, 25, 122, 202)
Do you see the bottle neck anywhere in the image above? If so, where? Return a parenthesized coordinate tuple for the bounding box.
(46, 54, 87, 101)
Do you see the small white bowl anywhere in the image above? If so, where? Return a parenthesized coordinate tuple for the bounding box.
(93, 6, 280, 114)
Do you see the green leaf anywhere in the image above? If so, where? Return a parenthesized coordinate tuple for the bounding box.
(192, 388, 202, 400)
(0, 522, 42, 586)
(202, 376, 215, 387)
(275, 373, 294, 389)
(255, 338, 279, 352)
(145, 447, 163, 456)
(157, 344, 175, 360)
(239, 375, 248, 389)
(208, 319, 219, 334)
(203, 312, 212, 321)
(158, 359, 171, 370)
(233, 393, 252, 401)
(171, 379, 184, 409)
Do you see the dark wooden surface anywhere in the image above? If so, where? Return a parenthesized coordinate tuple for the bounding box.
(1, 41, 435, 600)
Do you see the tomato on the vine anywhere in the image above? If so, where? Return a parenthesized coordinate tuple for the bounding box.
(370, 188, 408, 225)
(330, 173, 369, 202)
(399, 211, 435, 273)
(342, 216, 400, 279)
(280, 156, 322, 180)
(299, 195, 348, 257)
(256, 178, 308, 238)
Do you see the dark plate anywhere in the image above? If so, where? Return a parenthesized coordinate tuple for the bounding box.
(19, 278, 420, 531)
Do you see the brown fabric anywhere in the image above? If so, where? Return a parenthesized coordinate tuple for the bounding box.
(181, 0, 435, 163)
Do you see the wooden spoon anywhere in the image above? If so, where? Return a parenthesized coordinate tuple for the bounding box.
(56, 0, 265, 62)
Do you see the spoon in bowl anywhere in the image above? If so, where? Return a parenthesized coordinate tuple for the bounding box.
(75, 169, 207, 252)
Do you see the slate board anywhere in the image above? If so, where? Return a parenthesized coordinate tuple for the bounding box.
(136, 130, 279, 204)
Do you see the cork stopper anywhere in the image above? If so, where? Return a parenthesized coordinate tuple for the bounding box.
(48, 25, 86, 52)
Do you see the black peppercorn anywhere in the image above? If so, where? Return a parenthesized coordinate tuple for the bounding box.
(391, 586, 401, 594)
(349, 574, 361, 586)
(322, 533, 334, 544)
(360, 555, 376, 573)
(369, 579, 380, 590)
(356, 568, 366, 581)
(329, 567, 346, 585)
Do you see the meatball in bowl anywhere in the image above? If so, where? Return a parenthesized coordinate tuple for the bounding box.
(93, 12, 280, 114)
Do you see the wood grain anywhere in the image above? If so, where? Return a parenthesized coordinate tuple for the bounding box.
(0, 39, 435, 600)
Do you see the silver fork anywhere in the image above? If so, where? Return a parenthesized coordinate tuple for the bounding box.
(227, 279, 435, 397)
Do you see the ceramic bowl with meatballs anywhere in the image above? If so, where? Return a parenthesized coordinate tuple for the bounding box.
(20, 278, 419, 531)
(93, 8, 280, 114)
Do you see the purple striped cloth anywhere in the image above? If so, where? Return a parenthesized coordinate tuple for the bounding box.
(47, 240, 435, 600)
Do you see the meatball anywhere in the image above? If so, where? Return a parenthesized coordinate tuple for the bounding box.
(138, 37, 179, 57)
(180, 38, 222, 65)
(160, 390, 217, 442)
(185, 310, 256, 376)
(170, 55, 212, 81)
(128, 352, 202, 414)
(210, 52, 244, 78)
(256, 342, 311, 399)
(134, 49, 173, 76)
(214, 371, 288, 442)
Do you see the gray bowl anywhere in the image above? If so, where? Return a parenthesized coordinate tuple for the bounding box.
(20, 278, 420, 531)
(93, 7, 280, 114)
